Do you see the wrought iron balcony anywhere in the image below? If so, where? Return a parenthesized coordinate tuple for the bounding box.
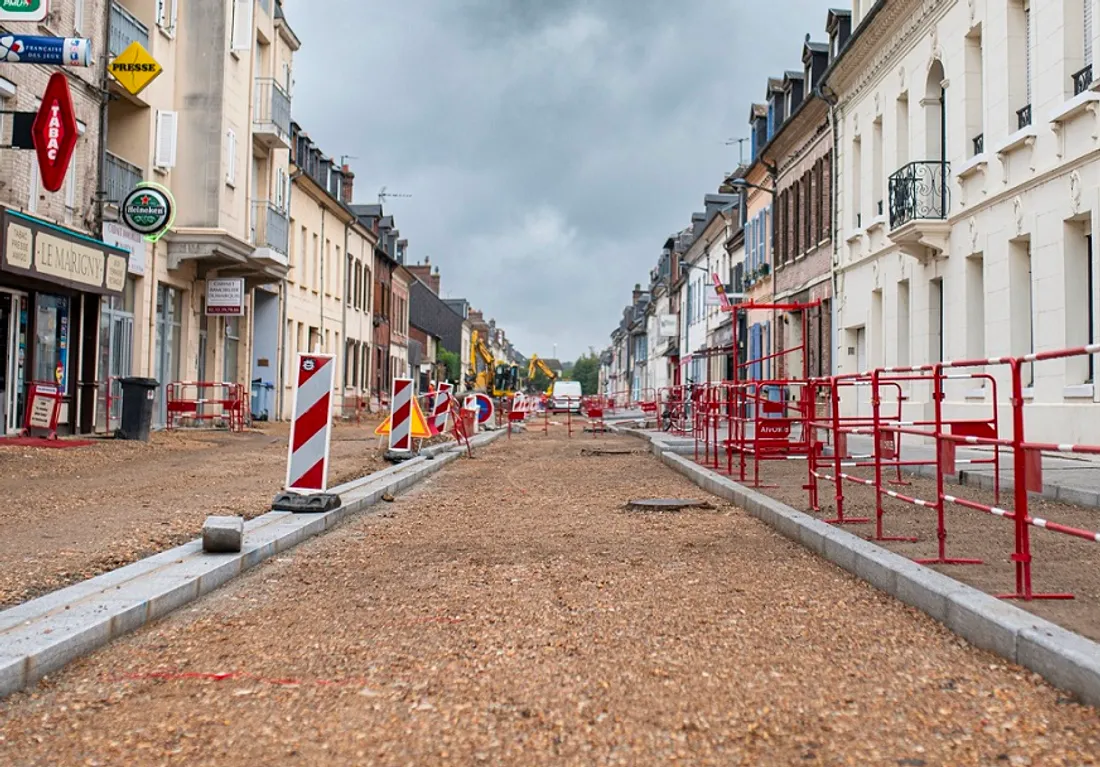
(250, 200, 290, 266)
(972, 133, 984, 155)
(1074, 64, 1094, 97)
(1017, 104, 1032, 130)
(888, 160, 950, 230)
(109, 1, 149, 58)
(252, 78, 292, 150)
(104, 151, 143, 206)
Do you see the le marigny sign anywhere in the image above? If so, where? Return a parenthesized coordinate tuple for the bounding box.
(0, 210, 129, 296)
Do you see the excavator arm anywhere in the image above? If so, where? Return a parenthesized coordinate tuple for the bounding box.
(527, 354, 558, 395)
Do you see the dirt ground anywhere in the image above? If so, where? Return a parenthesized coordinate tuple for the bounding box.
(707, 451, 1100, 643)
(0, 418, 399, 609)
(1, 430, 1097, 765)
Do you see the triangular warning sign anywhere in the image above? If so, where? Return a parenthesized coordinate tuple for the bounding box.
(374, 396, 437, 438)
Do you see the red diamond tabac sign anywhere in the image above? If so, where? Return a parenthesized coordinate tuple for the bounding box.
(32, 72, 78, 193)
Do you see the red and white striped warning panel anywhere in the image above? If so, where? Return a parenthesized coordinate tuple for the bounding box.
(431, 382, 454, 434)
(285, 354, 335, 492)
(389, 377, 432, 452)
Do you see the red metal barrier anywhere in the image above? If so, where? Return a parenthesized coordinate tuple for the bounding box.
(166, 381, 246, 432)
(691, 339, 1100, 601)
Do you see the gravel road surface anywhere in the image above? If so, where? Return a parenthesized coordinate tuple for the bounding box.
(1, 431, 1097, 765)
(0, 421, 389, 608)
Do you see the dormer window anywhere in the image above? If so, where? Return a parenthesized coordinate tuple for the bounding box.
(767, 101, 776, 138)
(805, 61, 812, 88)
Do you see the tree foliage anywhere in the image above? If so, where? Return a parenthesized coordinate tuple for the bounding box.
(438, 348, 461, 384)
(570, 353, 600, 395)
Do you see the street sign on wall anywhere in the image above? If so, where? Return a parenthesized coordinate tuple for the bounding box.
(658, 314, 677, 338)
(206, 278, 245, 316)
(0, 0, 48, 23)
(31, 73, 78, 193)
(0, 35, 91, 66)
(108, 41, 162, 96)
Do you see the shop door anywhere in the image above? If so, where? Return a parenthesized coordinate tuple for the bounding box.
(97, 304, 134, 433)
(154, 284, 182, 427)
(0, 291, 28, 434)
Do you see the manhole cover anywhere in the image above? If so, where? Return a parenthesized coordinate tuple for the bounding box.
(624, 498, 715, 512)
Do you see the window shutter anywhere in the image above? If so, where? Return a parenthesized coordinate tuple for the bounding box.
(28, 156, 38, 212)
(225, 129, 237, 185)
(155, 111, 178, 168)
(65, 149, 78, 215)
(1025, 7, 1032, 103)
(231, 0, 254, 51)
(275, 168, 285, 207)
(764, 208, 770, 265)
(156, 0, 166, 26)
(283, 170, 291, 210)
(74, 0, 84, 33)
(283, 61, 293, 96)
(1086, 0, 1094, 67)
(170, 0, 179, 29)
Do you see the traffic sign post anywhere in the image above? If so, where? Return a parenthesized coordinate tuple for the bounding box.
(375, 378, 433, 453)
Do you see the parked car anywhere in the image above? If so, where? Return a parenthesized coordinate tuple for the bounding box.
(549, 380, 583, 413)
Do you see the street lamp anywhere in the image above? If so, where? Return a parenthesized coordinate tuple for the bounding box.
(728, 177, 776, 197)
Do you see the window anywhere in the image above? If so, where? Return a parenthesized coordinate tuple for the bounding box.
(872, 117, 883, 217)
(156, 0, 177, 32)
(897, 280, 911, 367)
(1009, 0, 1031, 127)
(224, 316, 240, 383)
(1087, 0, 1094, 69)
(311, 234, 319, 290)
(965, 28, 984, 155)
(34, 294, 70, 388)
(929, 278, 943, 363)
(851, 135, 863, 228)
(871, 289, 884, 366)
(1064, 225, 1092, 383)
(225, 129, 237, 186)
(1010, 239, 1034, 385)
(231, 0, 254, 51)
(155, 111, 178, 169)
(966, 254, 985, 362)
(895, 93, 910, 167)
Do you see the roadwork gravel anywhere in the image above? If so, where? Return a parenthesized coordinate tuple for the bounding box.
(1, 431, 1098, 765)
(0, 420, 390, 608)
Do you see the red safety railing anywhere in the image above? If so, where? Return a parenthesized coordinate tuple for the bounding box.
(688, 340, 1100, 602)
(166, 381, 246, 432)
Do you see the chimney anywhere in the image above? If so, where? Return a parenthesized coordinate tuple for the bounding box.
(340, 164, 354, 205)
(632, 282, 642, 304)
(430, 266, 441, 295)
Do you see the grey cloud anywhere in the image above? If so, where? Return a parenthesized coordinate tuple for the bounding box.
(283, 0, 837, 360)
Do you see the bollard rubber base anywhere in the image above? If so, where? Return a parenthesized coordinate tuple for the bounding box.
(383, 449, 417, 464)
(270, 491, 342, 513)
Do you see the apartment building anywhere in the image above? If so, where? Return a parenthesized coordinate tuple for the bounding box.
(768, 21, 837, 382)
(0, 0, 121, 435)
(825, 0, 1100, 443)
(101, 0, 298, 426)
(279, 122, 376, 420)
(737, 102, 777, 385)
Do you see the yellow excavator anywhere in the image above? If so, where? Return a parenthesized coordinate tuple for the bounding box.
(526, 354, 558, 395)
(466, 330, 519, 396)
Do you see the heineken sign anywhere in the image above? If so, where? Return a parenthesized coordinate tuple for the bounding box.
(0, 0, 48, 23)
(122, 183, 175, 242)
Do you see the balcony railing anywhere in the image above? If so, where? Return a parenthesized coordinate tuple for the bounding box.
(109, 1, 150, 58)
(972, 133, 984, 155)
(104, 151, 143, 206)
(888, 160, 950, 229)
(250, 200, 290, 256)
(252, 78, 291, 142)
(1017, 103, 1032, 130)
(1073, 64, 1093, 97)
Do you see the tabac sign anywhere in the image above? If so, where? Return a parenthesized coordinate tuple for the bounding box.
(0, 209, 129, 296)
(32, 72, 78, 192)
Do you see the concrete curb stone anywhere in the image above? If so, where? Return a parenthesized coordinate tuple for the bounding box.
(0, 430, 506, 700)
(619, 427, 1100, 707)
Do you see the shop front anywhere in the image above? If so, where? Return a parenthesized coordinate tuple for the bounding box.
(0, 209, 129, 435)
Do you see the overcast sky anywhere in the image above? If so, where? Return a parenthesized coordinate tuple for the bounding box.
(282, 0, 838, 361)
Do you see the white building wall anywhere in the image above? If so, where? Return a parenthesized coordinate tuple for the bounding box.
(834, 0, 1100, 444)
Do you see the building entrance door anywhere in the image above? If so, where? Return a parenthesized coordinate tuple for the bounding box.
(0, 290, 29, 434)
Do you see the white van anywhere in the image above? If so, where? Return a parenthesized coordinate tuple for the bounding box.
(550, 380, 583, 413)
